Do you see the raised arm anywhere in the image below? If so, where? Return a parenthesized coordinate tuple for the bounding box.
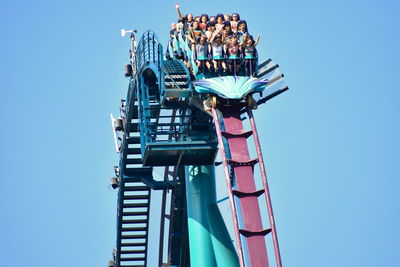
(254, 34, 261, 46)
(210, 27, 223, 44)
(209, 32, 217, 44)
(175, 3, 183, 20)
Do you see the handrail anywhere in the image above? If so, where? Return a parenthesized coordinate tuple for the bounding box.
(136, 30, 163, 76)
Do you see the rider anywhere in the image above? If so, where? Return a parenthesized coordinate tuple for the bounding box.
(175, 3, 194, 34)
(241, 33, 260, 76)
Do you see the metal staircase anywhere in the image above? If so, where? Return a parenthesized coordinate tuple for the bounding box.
(116, 174, 151, 267)
(114, 93, 154, 266)
(110, 29, 287, 267)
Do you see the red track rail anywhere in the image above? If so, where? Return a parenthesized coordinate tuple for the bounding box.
(211, 104, 282, 267)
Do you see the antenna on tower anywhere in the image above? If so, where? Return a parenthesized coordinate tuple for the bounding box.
(120, 29, 137, 37)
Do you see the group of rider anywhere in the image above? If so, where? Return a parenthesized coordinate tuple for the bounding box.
(169, 3, 261, 76)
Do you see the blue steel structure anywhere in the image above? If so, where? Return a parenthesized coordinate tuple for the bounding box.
(109, 30, 288, 267)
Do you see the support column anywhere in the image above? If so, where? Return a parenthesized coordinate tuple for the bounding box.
(185, 165, 239, 267)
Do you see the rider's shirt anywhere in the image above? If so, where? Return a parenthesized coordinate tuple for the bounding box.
(244, 45, 256, 59)
(228, 43, 240, 60)
(212, 44, 224, 60)
(196, 43, 208, 60)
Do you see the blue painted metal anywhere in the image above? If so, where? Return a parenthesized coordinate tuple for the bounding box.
(130, 31, 219, 167)
(185, 165, 239, 267)
(192, 76, 269, 99)
(112, 29, 288, 267)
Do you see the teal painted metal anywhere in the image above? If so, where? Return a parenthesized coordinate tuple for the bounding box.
(133, 35, 219, 167)
(185, 165, 239, 267)
(113, 30, 288, 266)
(192, 76, 269, 99)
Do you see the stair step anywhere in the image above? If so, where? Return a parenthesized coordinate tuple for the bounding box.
(124, 186, 149, 192)
(120, 249, 146, 254)
(165, 73, 187, 78)
(122, 227, 148, 231)
(121, 242, 147, 247)
(123, 195, 149, 200)
(126, 158, 143, 165)
(123, 211, 149, 216)
(127, 148, 141, 154)
(123, 166, 152, 178)
(165, 79, 188, 83)
(122, 219, 148, 224)
(121, 234, 147, 239)
(120, 256, 146, 261)
(122, 177, 142, 183)
(129, 123, 139, 131)
(123, 167, 152, 176)
(127, 136, 141, 144)
(123, 203, 149, 208)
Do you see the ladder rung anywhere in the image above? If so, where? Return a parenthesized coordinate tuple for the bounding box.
(126, 158, 143, 164)
(120, 257, 146, 261)
(123, 203, 149, 208)
(120, 249, 146, 254)
(123, 195, 149, 200)
(122, 219, 148, 224)
(120, 242, 147, 247)
(227, 158, 259, 167)
(124, 186, 149, 192)
(124, 167, 153, 175)
(221, 130, 253, 139)
(129, 123, 139, 131)
(127, 136, 141, 144)
(122, 227, 148, 231)
(232, 189, 264, 198)
(239, 228, 271, 237)
(122, 177, 142, 183)
(123, 211, 149, 216)
(127, 148, 141, 154)
(121, 234, 147, 239)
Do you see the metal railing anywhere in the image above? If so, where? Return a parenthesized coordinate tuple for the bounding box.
(135, 30, 163, 75)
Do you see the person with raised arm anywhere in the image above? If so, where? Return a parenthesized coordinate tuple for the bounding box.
(241, 33, 261, 76)
(187, 20, 205, 51)
(209, 27, 227, 74)
(175, 3, 194, 34)
(225, 36, 241, 75)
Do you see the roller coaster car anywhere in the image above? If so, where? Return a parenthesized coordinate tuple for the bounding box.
(193, 58, 288, 112)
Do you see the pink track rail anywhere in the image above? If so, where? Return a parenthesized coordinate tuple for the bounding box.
(211, 104, 282, 267)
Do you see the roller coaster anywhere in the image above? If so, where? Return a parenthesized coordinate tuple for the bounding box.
(108, 29, 288, 267)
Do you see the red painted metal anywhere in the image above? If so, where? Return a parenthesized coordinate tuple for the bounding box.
(219, 106, 269, 267)
(212, 103, 283, 267)
(211, 107, 245, 267)
(247, 108, 283, 267)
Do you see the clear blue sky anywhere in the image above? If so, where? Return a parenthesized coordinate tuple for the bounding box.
(1, 0, 399, 266)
